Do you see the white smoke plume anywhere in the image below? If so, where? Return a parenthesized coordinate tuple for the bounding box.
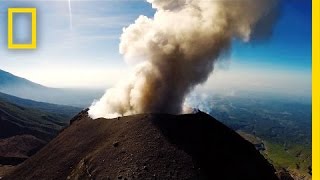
(89, 0, 280, 119)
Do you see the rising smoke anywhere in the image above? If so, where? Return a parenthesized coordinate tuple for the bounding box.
(89, 0, 280, 119)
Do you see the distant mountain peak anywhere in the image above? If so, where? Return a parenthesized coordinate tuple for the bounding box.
(0, 69, 104, 107)
(0, 69, 45, 89)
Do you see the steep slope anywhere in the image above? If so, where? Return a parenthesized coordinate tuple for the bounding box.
(0, 95, 80, 142)
(0, 69, 46, 91)
(0, 92, 81, 119)
(0, 69, 103, 107)
(0, 93, 81, 174)
(0, 135, 46, 165)
(5, 111, 279, 180)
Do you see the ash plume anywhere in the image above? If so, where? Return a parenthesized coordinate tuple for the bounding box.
(89, 0, 280, 119)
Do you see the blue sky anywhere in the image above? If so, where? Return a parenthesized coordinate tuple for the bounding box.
(0, 0, 312, 97)
(231, 0, 311, 71)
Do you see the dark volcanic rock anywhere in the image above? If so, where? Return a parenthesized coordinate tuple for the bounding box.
(4, 112, 279, 180)
(0, 135, 45, 165)
(276, 169, 294, 180)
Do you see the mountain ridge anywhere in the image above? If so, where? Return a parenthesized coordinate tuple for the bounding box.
(4, 111, 279, 180)
(0, 92, 81, 141)
(0, 91, 81, 117)
(0, 69, 46, 89)
(0, 69, 104, 107)
(0, 92, 82, 175)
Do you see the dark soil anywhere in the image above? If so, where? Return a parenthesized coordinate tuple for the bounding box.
(4, 111, 279, 180)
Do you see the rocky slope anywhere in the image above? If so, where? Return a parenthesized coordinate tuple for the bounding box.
(4, 111, 279, 180)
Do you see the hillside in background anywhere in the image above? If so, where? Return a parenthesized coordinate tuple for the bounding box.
(0, 69, 103, 107)
(186, 92, 312, 179)
(4, 111, 279, 180)
(0, 92, 82, 175)
(0, 92, 81, 141)
(0, 92, 81, 119)
(0, 69, 46, 91)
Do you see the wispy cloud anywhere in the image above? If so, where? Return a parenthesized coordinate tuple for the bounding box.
(73, 15, 133, 28)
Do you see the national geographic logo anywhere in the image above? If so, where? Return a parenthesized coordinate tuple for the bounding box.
(8, 8, 37, 49)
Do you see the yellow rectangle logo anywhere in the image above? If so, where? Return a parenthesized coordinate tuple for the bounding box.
(8, 8, 37, 49)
